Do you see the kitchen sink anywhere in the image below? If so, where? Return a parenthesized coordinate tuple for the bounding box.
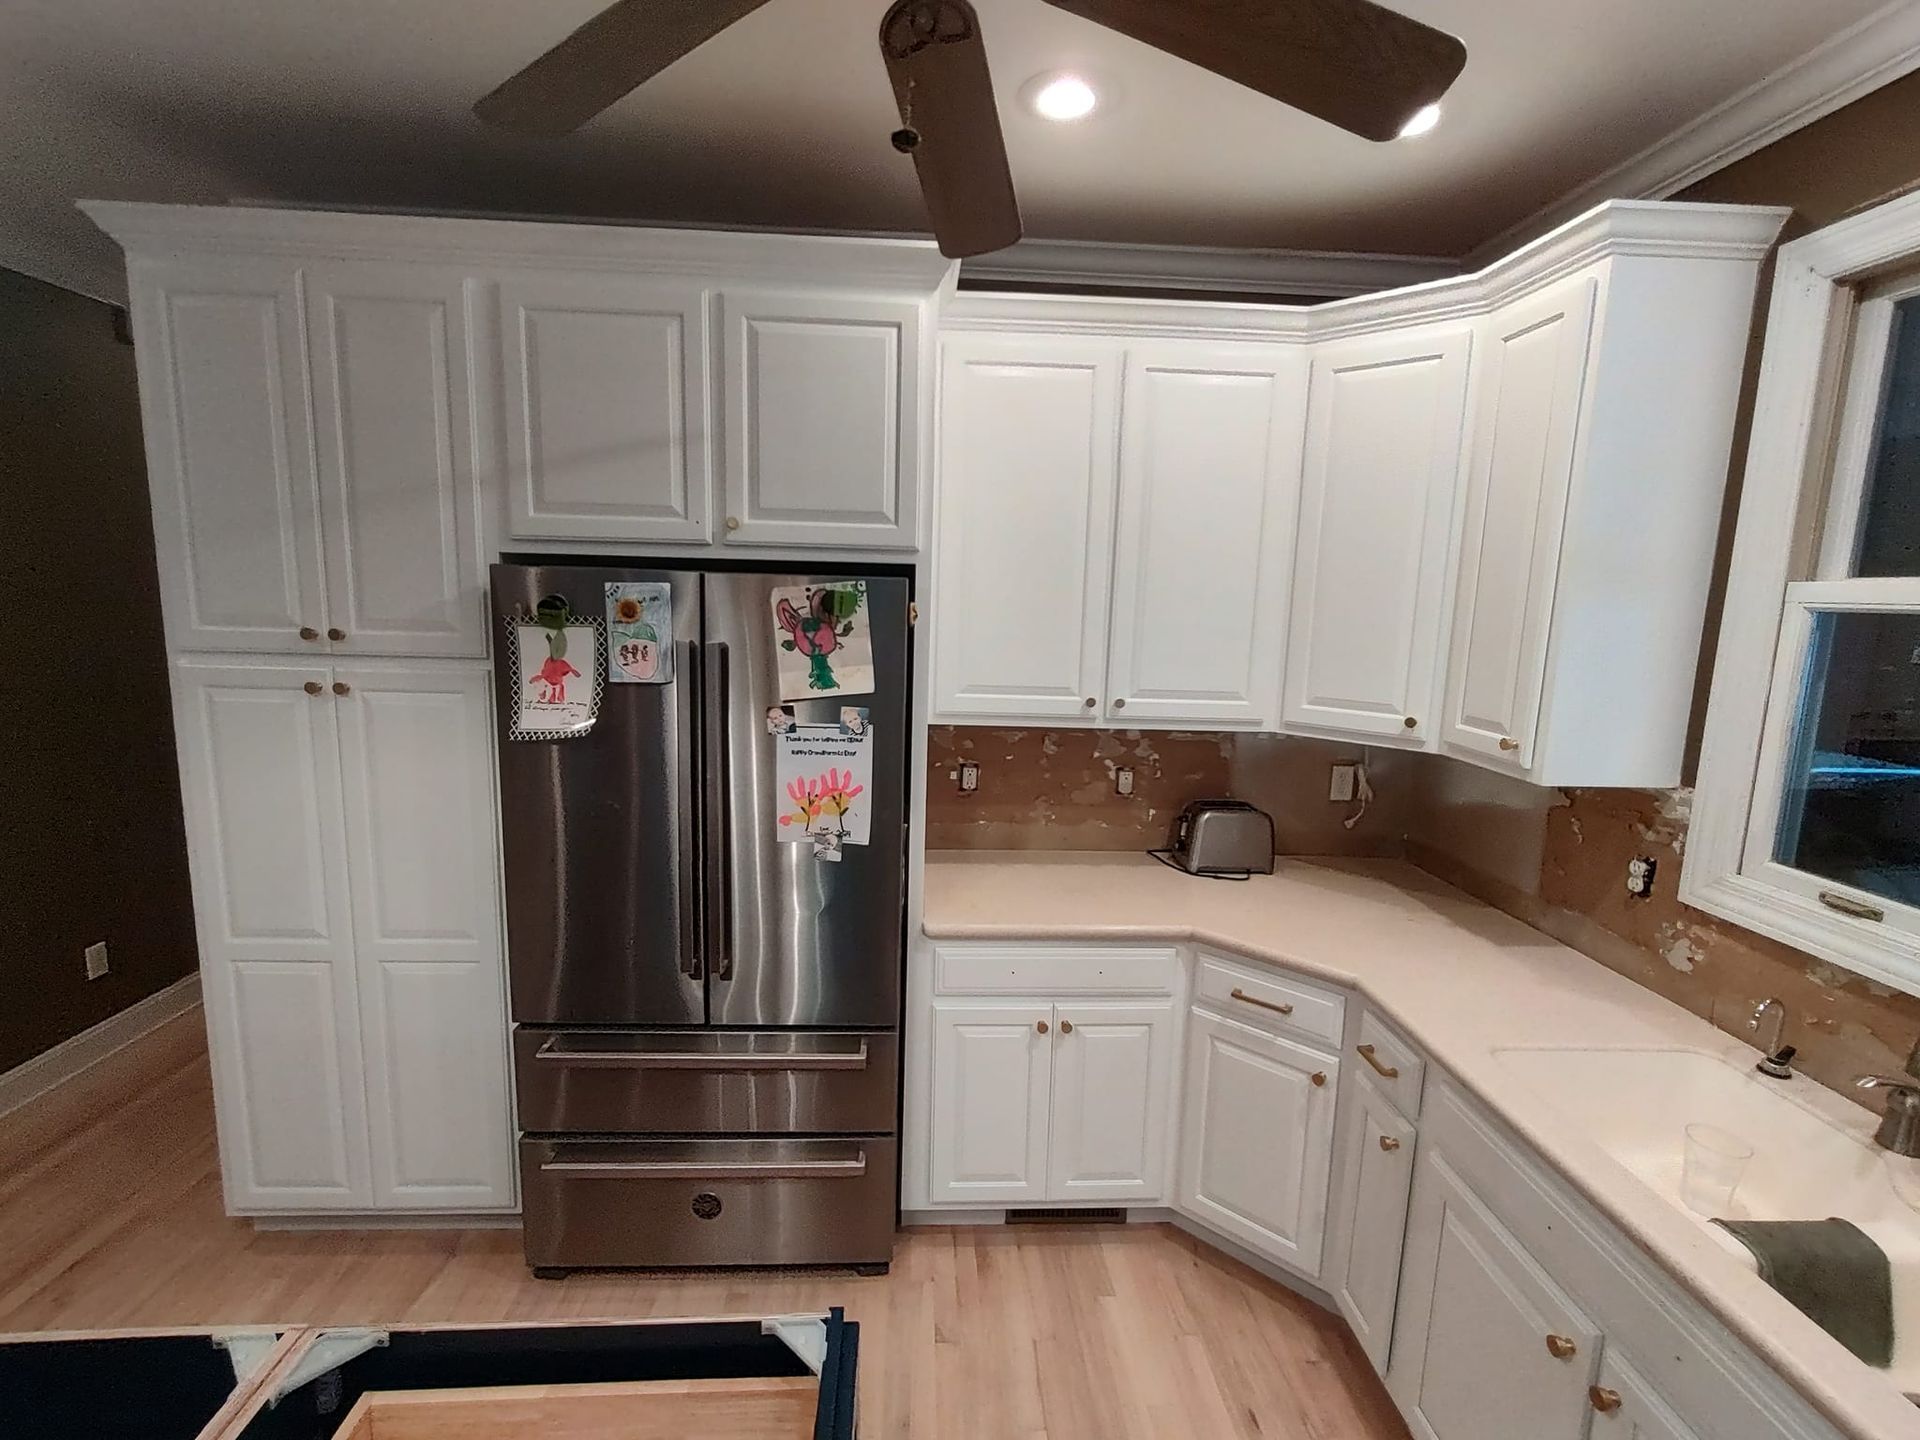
(1494, 1045, 1920, 1389)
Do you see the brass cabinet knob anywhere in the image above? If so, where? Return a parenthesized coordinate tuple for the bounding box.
(1113, 698, 1126, 709)
(1545, 1334, 1577, 1360)
(1499, 736, 1520, 752)
(298, 626, 320, 642)
(302, 681, 323, 696)
(1083, 697, 1096, 708)
(725, 516, 741, 532)
(1378, 1134, 1402, 1152)
(1310, 1071, 1327, 1087)
(1060, 1020, 1074, 1035)
(327, 627, 346, 642)
(1403, 715, 1417, 729)
(1589, 1387, 1622, 1415)
(332, 681, 351, 696)
(1036, 1020, 1049, 1035)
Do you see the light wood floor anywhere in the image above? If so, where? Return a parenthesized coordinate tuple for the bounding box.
(0, 1009, 1409, 1439)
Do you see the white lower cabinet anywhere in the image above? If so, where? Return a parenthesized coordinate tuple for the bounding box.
(1177, 1007, 1339, 1276)
(175, 657, 513, 1215)
(1327, 1069, 1418, 1372)
(928, 998, 1175, 1207)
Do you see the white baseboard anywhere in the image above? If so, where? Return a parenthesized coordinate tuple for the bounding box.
(0, 973, 202, 1120)
(250, 1212, 523, 1232)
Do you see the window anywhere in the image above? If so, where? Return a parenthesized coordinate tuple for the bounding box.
(1686, 192, 1920, 994)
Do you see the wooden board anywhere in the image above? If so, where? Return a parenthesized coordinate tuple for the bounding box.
(330, 1375, 819, 1439)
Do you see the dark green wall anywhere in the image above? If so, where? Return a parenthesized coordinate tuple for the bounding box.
(0, 267, 197, 1073)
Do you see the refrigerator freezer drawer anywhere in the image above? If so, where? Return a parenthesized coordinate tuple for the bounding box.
(520, 1137, 898, 1269)
(514, 1028, 899, 1136)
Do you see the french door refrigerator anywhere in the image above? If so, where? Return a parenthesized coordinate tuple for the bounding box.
(490, 563, 909, 1273)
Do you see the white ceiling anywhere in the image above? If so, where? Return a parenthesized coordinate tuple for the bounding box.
(0, 0, 1898, 301)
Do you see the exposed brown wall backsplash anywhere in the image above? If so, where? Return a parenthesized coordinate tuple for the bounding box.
(926, 727, 1409, 857)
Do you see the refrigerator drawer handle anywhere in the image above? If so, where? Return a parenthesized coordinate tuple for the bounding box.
(533, 1038, 870, 1071)
(539, 1153, 868, 1181)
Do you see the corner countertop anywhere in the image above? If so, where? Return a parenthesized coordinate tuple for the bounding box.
(923, 850, 1920, 1440)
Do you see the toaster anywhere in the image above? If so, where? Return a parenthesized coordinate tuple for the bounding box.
(1158, 799, 1276, 879)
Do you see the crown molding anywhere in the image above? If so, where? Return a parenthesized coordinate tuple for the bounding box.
(79, 201, 959, 294)
(1467, 0, 1920, 266)
(944, 199, 1790, 342)
(958, 237, 1459, 299)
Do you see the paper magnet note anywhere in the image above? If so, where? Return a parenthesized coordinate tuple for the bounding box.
(605, 582, 673, 685)
(770, 581, 874, 702)
(766, 706, 796, 736)
(774, 724, 875, 849)
(839, 706, 869, 737)
(507, 617, 605, 740)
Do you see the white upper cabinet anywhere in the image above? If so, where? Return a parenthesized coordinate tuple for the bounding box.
(496, 275, 712, 545)
(719, 289, 922, 549)
(130, 258, 326, 655)
(1441, 273, 1598, 769)
(1285, 325, 1470, 744)
(1106, 343, 1301, 727)
(934, 336, 1122, 720)
(305, 265, 489, 657)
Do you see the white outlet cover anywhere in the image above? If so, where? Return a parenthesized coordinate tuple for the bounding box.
(1329, 764, 1358, 803)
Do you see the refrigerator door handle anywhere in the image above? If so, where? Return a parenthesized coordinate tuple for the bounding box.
(705, 640, 735, 983)
(538, 1153, 868, 1181)
(675, 638, 701, 981)
(532, 1036, 870, 1071)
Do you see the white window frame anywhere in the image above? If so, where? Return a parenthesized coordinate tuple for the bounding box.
(1684, 188, 1920, 994)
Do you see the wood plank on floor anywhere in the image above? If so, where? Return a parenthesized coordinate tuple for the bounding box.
(0, 1006, 1410, 1440)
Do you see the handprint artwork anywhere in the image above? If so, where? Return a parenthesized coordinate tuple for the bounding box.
(778, 768, 866, 842)
(770, 582, 874, 701)
(508, 619, 602, 739)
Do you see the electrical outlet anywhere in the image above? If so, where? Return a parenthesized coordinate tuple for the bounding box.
(1114, 765, 1135, 797)
(1329, 763, 1358, 804)
(1625, 856, 1658, 899)
(956, 760, 980, 794)
(84, 941, 109, 981)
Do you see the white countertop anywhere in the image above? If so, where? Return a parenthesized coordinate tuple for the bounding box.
(923, 850, 1920, 1440)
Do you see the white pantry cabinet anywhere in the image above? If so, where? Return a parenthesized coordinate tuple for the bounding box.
(174, 657, 513, 1215)
(1284, 325, 1470, 745)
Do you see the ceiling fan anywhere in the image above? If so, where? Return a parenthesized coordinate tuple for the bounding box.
(473, 0, 1468, 260)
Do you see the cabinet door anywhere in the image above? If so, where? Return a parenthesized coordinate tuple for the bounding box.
(1329, 1071, 1419, 1373)
(1286, 326, 1470, 743)
(1178, 1009, 1339, 1275)
(933, 336, 1122, 720)
(1388, 1147, 1602, 1440)
(305, 265, 489, 658)
(172, 660, 371, 1211)
(497, 275, 712, 544)
(928, 1003, 1053, 1205)
(129, 259, 327, 654)
(1442, 274, 1598, 767)
(335, 663, 514, 1210)
(1105, 343, 1302, 727)
(1589, 1351, 1705, 1440)
(720, 289, 919, 549)
(1048, 1001, 1175, 1203)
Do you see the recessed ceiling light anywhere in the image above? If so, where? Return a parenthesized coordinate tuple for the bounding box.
(1398, 103, 1442, 139)
(1029, 73, 1098, 122)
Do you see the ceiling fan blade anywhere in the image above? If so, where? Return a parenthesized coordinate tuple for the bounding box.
(475, 0, 777, 135)
(880, 0, 1022, 259)
(1039, 0, 1466, 142)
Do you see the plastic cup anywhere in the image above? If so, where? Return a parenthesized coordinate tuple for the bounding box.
(1681, 1122, 1754, 1216)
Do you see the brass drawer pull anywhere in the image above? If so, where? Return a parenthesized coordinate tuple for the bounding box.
(1819, 891, 1885, 922)
(1356, 1043, 1400, 1079)
(1589, 1386, 1621, 1414)
(1230, 987, 1294, 1016)
(1378, 1134, 1401, 1152)
(1545, 1334, 1577, 1360)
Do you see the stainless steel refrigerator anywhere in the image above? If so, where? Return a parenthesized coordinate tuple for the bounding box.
(489, 563, 909, 1274)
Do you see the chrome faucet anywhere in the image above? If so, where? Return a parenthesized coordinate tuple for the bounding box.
(1855, 1038, 1920, 1157)
(1749, 998, 1796, 1079)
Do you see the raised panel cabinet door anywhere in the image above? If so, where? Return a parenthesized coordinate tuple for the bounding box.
(1177, 1009, 1339, 1275)
(1047, 1001, 1175, 1203)
(1329, 1071, 1419, 1373)
(1106, 342, 1304, 727)
(928, 1003, 1053, 1205)
(306, 265, 488, 658)
(129, 258, 327, 654)
(933, 336, 1123, 720)
(334, 663, 514, 1210)
(719, 289, 919, 548)
(1442, 273, 1599, 768)
(1387, 1147, 1602, 1440)
(497, 275, 712, 543)
(171, 660, 371, 1211)
(1285, 326, 1471, 743)
(1588, 1351, 1706, 1440)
